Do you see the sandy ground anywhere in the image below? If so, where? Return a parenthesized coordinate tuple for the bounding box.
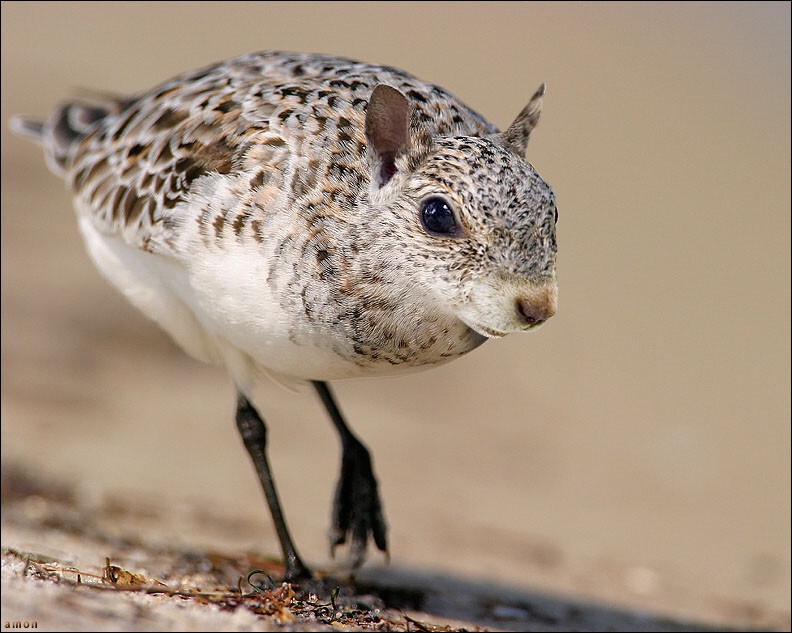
(2, 464, 783, 631)
(1, 2, 790, 631)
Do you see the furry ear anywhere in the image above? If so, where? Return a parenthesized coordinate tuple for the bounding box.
(365, 84, 411, 187)
(495, 83, 546, 157)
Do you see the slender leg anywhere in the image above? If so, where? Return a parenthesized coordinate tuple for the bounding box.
(312, 381, 388, 567)
(235, 392, 312, 581)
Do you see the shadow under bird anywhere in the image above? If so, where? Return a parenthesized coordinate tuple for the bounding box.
(11, 51, 558, 581)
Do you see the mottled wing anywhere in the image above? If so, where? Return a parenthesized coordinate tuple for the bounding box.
(65, 65, 263, 252)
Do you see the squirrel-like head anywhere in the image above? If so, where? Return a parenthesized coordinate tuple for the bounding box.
(363, 84, 557, 338)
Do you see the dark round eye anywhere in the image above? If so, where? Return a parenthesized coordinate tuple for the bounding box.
(420, 196, 458, 236)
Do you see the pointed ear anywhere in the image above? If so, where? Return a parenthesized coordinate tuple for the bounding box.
(366, 84, 411, 187)
(495, 83, 546, 157)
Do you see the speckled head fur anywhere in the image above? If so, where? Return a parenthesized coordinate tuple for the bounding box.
(360, 82, 557, 340)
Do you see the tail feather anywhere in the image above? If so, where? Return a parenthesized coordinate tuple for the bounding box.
(9, 115, 46, 144)
(51, 103, 108, 150)
(10, 102, 111, 176)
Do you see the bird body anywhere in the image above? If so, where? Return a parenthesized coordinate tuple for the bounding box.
(12, 50, 558, 576)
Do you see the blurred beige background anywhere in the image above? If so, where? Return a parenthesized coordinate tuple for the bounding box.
(2, 0, 789, 624)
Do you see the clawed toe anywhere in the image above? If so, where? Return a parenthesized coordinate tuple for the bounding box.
(313, 381, 388, 568)
(329, 439, 388, 567)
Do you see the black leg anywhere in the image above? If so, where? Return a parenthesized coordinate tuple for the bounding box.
(235, 392, 312, 581)
(312, 381, 388, 567)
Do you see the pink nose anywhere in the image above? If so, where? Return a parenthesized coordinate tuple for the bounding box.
(516, 288, 557, 326)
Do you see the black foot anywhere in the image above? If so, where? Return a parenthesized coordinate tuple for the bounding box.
(330, 436, 388, 567)
(235, 393, 312, 582)
(283, 555, 313, 583)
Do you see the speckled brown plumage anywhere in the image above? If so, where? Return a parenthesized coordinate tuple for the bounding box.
(12, 50, 559, 574)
